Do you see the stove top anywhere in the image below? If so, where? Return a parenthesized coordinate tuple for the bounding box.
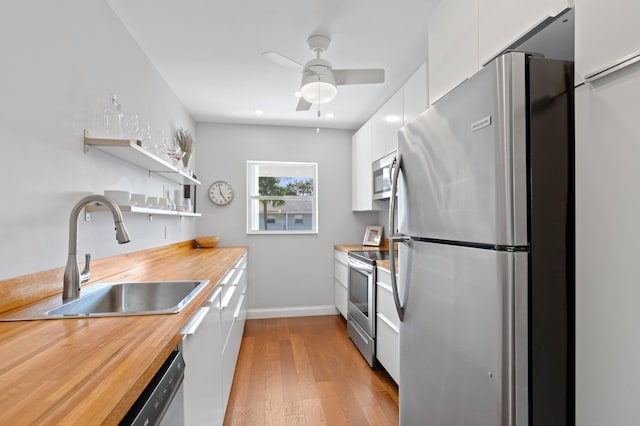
(348, 250, 390, 265)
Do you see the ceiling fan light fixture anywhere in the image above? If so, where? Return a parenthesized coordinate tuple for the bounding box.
(300, 80, 337, 104)
(300, 60, 337, 105)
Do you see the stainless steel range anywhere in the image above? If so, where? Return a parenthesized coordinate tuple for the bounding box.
(347, 250, 389, 366)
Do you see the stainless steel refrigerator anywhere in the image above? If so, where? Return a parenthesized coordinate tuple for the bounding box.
(388, 51, 574, 425)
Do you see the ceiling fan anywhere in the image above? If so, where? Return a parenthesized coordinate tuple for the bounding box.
(262, 35, 385, 111)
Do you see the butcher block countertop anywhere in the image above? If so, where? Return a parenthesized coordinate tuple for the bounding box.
(0, 242, 247, 425)
(334, 239, 390, 253)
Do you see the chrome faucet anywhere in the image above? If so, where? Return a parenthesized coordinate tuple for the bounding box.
(63, 195, 131, 302)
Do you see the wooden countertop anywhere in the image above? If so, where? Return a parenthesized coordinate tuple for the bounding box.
(334, 239, 390, 253)
(0, 244, 247, 425)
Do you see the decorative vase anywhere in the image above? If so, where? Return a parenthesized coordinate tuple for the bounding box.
(182, 150, 192, 168)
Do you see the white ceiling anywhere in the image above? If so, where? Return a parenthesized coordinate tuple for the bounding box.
(106, 0, 440, 130)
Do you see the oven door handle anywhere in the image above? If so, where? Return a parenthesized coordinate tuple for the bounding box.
(389, 154, 409, 322)
(347, 257, 375, 274)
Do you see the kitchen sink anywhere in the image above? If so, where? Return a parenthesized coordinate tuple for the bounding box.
(43, 280, 209, 318)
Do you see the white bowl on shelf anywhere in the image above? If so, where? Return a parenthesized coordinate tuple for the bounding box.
(146, 196, 160, 208)
(103, 190, 131, 204)
(131, 193, 147, 206)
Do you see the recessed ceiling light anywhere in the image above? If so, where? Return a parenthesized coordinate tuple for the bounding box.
(385, 114, 402, 123)
(294, 91, 301, 98)
(325, 112, 335, 119)
(254, 109, 264, 115)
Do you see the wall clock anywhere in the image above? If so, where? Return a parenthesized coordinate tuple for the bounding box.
(208, 180, 234, 206)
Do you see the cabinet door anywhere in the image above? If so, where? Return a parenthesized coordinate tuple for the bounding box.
(428, 0, 478, 104)
(182, 291, 223, 426)
(376, 267, 399, 383)
(575, 73, 640, 426)
(334, 250, 349, 318)
(479, 0, 572, 66)
(403, 62, 428, 126)
(371, 91, 403, 162)
(575, 0, 640, 83)
(352, 121, 373, 211)
(382, 90, 403, 157)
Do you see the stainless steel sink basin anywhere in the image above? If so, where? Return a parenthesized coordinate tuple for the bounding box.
(43, 280, 209, 318)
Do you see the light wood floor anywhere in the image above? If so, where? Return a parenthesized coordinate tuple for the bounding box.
(224, 315, 399, 425)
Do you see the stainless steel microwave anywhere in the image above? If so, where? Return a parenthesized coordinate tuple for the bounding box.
(372, 151, 396, 200)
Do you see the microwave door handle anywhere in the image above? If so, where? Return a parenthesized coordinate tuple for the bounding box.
(389, 153, 409, 322)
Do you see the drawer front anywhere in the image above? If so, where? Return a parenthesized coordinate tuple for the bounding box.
(334, 250, 348, 286)
(376, 313, 399, 384)
(377, 267, 391, 285)
(220, 284, 240, 344)
(376, 280, 399, 329)
(334, 279, 347, 319)
(335, 249, 348, 263)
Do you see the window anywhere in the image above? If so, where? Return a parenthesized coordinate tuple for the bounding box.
(247, 161, 318, 234)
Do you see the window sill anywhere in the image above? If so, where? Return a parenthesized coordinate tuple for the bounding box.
(246, 230, 318, 235)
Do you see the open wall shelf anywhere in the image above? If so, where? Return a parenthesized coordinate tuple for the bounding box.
(83, 130, 200, 186)
(85, 204, 201, 218)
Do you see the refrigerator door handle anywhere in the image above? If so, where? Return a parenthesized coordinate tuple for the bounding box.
(389, 153, 409, 321)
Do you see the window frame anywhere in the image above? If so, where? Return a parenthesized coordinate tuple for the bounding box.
(246, 160, 318, 235)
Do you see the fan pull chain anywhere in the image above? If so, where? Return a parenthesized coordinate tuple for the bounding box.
(316, 82, 321, 134)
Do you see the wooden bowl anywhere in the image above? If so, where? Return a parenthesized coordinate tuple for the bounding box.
(195, 236, 220, 248)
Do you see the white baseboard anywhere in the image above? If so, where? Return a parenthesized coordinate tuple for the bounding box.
(247, 305, 339, 319)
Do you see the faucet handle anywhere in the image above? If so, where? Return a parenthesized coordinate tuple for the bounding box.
(80, 253, 91, 284)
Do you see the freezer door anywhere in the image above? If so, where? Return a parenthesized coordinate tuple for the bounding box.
(399, 241, 528, 426)
(397, 52, 528, 247)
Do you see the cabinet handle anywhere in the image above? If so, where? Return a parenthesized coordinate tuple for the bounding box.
(221, 286, 237, 310)
(231, 269, 245, 286)
(233, 295, 245, 319)
(182, 306, 210, 335)
(207, 287, 223, 305)
(234, 255, 247, 270)
(220, 269, 235, 285)
(585, 50, 640, 83)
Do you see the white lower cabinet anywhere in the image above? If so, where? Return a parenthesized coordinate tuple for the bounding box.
(182, 253, 248, 426)
(221, 262, 248, 409)
(375, 267, 399, 384)
(182, 287, 223, 425)
(334, 250, 348, 319)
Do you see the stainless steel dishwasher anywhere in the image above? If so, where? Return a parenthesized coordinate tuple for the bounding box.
(120, 346, 185, 426)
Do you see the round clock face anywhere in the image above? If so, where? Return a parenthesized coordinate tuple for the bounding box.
(208, 180, 234, 206)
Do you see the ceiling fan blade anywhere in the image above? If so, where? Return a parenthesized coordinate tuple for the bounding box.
(333, 69, 385, 85)
(296, 97, 312, 111)
(261, 51, 304, 71)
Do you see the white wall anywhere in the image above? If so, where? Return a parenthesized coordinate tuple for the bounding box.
(0, 0, 196, 280)
(196, 123, 379, 315)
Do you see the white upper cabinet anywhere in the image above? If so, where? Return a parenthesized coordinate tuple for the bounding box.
(428, 0, 478, 104)
(352, 121, 373, 211)
(429, 0, 573, 104)
(575, 0, 640, 84)
(403, 62, 428, 126)
(478, 0, 573, 66)
(351, 62, 428, 211)
(371, 90, 403, 161)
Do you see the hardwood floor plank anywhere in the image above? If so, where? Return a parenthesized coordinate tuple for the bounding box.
(224, 315, 399, 425)
(302, 398, 327, 425)
(315, 381, 350, 426)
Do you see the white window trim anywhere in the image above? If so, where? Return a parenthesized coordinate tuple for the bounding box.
(246, 160, 318, 235)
